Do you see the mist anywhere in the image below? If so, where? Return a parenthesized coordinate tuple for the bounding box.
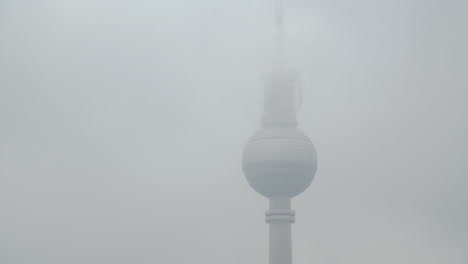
(1, 0, 467, 263)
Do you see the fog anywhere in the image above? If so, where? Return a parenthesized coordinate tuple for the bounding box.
(1, 0, 467, 263)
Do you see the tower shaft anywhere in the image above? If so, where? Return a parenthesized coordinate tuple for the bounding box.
(266, 196, 295, 264)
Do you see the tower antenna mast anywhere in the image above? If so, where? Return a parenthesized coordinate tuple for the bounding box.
(275, 0, 286, 63)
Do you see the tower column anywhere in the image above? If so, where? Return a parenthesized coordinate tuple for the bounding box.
(266, 196, 295, 264)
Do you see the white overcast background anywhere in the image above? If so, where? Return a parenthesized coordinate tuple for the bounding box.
(1, 0, 467, 263)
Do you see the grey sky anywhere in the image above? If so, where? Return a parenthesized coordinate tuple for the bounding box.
(1, 0, 467, 263)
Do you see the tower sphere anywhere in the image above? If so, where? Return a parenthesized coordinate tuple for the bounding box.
(242, 128, 317, 198)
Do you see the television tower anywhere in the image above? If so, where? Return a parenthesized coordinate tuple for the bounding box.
(242, 1, 318, 264)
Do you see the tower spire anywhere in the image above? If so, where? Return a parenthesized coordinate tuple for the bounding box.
(262, 0, 302, 127)
(275, 0, 286, 63)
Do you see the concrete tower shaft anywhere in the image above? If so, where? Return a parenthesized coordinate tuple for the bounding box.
(266, 196, 295, 264)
